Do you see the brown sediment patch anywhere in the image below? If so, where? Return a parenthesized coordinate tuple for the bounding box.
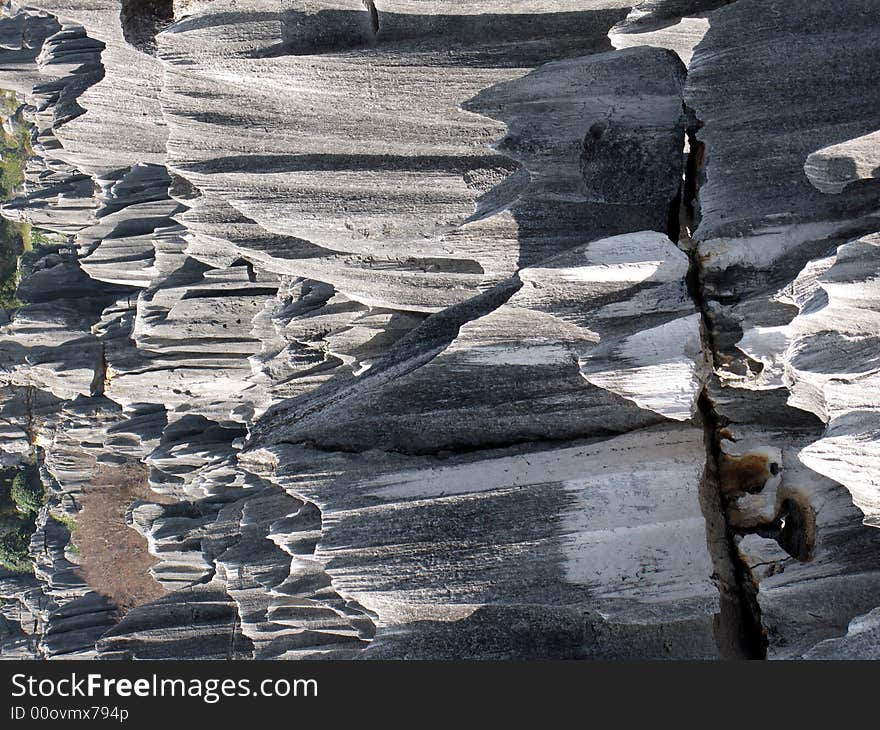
(73, 460, 174, 616)
(718, 452, 776, 497)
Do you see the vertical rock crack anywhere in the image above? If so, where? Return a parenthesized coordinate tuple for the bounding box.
(680, 105, 767, 660)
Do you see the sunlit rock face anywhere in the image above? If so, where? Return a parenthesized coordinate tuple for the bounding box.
(678, 0, 880, 659)
(0, 0, 877, 660)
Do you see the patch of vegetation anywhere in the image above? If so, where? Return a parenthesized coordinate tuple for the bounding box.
(11, 465, 44, 515)
(0, 464, 45, 573)
(0, 90, 19, 117)
(51, 512, 77, 532)
(0, 526, 31, 573)
(0, 91, 31, 199)
(22, 223, 53, 250)
(0, 218, 23, 309)
(19, 222, 59, 265)
(51, 512, 79, 556)
(0, 90, 37, 311)
(0, 468, 20, 529)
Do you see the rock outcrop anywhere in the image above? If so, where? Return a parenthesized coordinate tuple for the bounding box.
(0, 0, 877, 660)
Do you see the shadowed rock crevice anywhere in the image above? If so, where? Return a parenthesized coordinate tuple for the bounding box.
(681, 0, 880, 659)
(736, 496, 816, 563)
(362, 0, 379, 36)
(120, 0, 174, 55)
(697, 392, 768, 659)
(677, 102, 766, 659)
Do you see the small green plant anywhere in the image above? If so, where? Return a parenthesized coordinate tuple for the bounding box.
(0, 91, 19, 117)
(0, 122, 31, 200)
(0, 219, 24, 309)
(0, 93, 34, 310)
(0, 526, 31, 573)
(23, 224, 54, 249)
(51, 512, 80, 556)
(10, 466, 44, 516)
(0, 462, 42, 573)
(51, 512, 77, 533)
(0, 269, 19, 309)
(0, 156, 25, 199)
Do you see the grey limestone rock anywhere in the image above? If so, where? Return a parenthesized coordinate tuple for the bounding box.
(0, 0, 877, 660)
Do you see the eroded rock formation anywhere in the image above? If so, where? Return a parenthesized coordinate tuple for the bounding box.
(0, 0, 877, 660)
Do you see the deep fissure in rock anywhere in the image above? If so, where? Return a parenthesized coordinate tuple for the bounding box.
(23, 385, 40, 451)
(363, 0, 380, 35)
(680, 104, 767, 659)
(697, 393, 768, 659)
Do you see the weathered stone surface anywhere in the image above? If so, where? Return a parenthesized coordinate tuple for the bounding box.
(682, 0, 880, 658)
(0, 0, 877, 661)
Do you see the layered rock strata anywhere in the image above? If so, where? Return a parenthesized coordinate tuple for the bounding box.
(0, 0, 876, 660)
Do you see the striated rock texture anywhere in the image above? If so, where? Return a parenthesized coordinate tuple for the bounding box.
(0, 0, 877, 660)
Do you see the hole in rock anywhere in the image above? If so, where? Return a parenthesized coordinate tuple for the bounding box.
(739, 496, 816, 563)
(120, 0, 174, 55)
(775, 497, 815, 562)
(229, 258, 257, 282)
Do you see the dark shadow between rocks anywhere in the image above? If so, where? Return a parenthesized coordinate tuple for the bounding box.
(279, 7, 626, 65)
(362, 605, 718, 660)
(121, 0, 174, 55)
